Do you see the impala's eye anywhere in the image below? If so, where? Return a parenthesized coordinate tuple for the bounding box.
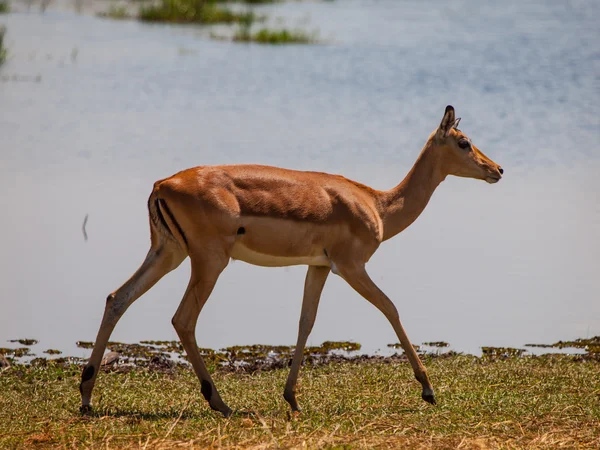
(458, 139, 470, 149)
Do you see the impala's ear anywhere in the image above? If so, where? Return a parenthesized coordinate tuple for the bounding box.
(437, 105, 456, 138)
(453, 117, 461, 129)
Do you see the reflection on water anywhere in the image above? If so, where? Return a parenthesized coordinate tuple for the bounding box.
(0, 0, 599, 357)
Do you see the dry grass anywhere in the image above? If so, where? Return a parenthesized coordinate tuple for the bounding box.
(1, 355, 599, 449)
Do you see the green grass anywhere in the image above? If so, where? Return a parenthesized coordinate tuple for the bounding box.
(1, 355, 599, 448)
(97, 4, 130, 20)
(234, 27, 317, 44)
(139, 0, 258, 24)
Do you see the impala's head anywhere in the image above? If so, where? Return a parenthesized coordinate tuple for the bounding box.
(432, 105, 503, 184)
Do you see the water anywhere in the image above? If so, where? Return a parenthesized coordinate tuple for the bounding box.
(1, 0, 599, 359)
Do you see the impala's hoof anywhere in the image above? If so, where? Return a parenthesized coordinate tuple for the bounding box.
(422, 392, 437, 405)
(80, 405, 93, 415)
(221, 407, 233, 418)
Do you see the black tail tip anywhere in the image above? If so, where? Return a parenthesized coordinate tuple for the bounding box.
(422, 392, 437, 405)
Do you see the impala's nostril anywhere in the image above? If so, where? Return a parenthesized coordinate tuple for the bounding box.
(498, 167, 504, 175)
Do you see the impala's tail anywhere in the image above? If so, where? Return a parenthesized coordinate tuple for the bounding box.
(148, 181, 189, 253)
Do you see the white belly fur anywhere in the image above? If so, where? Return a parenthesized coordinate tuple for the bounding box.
(230, 242, 330, 268)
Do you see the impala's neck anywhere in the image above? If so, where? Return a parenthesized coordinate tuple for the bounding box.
(379, 140, 447, 241)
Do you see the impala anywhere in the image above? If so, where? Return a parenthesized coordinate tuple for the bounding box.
(80, 105, 503, 416)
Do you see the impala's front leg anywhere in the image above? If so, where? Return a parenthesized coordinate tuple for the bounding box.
(336, 263, 436, 405)
(284, 265, 330, 411)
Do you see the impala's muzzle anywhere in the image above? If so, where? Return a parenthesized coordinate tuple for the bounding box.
(485, 166, 503, 184)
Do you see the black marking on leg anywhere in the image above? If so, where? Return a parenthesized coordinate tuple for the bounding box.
(422, 392, 437, 405)
(237, 227, 245, 235)
(81, 365, 95, 383)
(283, 390, 300, 412)
(201, 380, 213, 402)
(79, 365, 95, 394)
(323, 248, 328, 258)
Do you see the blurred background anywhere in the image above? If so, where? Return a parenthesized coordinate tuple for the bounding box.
(0, 0, 598, 359)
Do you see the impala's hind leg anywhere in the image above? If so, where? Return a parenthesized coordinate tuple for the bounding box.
(80, 243, 185, 412)
(171, 246, 231, 417)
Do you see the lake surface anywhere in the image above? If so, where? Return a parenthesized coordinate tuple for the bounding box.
(1, 0, 599, 359)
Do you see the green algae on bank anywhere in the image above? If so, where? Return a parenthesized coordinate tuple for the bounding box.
(526, 336, 600, 355)
(423, 341, 450, 348)
(43, 349, 62, 355)
(9, 338, 38, 346)
(0, 347, 33, 358)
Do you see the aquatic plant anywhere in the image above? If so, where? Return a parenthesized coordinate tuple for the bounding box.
(0, 347, 32, 358)
(44, 349, 62, 355)
(423, 341, 449, 348)
(76, 341, 94, 349)
(526, 336, 600, 355)
(97, 4, 130, 20)
(139, 0, 257, 24)
(9, 338, 38, 346)
(234, 27, 317, 44)
(0, 26, 6, 65)
(481, 346, 526, 358)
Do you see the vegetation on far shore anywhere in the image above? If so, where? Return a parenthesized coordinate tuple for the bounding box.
(0, 1, 9, 14)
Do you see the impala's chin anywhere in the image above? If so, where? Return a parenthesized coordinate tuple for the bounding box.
(485, 175, 501, 184)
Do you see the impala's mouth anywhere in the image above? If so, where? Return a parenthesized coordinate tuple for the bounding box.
(485, 175, 501, 184)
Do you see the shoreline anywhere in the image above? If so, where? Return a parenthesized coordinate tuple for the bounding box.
(1, 337, 598, 373)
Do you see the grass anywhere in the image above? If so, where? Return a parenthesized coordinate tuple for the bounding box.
(1, 355, 599, 448)
(0, 1, 8, 13)
(139, 0, 259, 24)
(97, 4, 130, 20)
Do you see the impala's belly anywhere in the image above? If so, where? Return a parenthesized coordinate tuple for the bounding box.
(230, 242, 330, 267)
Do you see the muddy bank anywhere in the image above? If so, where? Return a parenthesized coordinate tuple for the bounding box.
(1, 337, 598, 374)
